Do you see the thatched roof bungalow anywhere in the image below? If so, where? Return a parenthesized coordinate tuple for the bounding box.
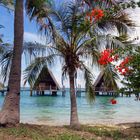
(32, 66, 60, 96)
(93, 71, 118, 95)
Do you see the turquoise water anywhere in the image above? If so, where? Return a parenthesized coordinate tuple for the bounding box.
(0, 90, 140, 125)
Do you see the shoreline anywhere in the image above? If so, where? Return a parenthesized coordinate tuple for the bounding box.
(21, 120, 140, 128)
(20, 113, 140, 127)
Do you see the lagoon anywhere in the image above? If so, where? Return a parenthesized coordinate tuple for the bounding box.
(0, 90, 139, 125)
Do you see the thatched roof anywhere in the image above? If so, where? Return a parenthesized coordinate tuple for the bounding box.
(0, 82, 4, 90)
(33, 66, 60, 90)
(93, 71, 104, 87)
(93, 71, 118, 91)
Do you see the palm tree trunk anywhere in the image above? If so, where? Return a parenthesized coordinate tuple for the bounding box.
(0, 0, 23, 126)
(69, 71, 80, 129)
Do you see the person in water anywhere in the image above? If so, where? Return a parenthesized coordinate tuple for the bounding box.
(110, 98, 117, 104)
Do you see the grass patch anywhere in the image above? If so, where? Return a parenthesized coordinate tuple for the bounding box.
(51, 133, 86, 140)
(0, 124, 88, 140)
(82, 126, 127, 140)
(0, 124, 46, 140)
(0, 124, 139, 140)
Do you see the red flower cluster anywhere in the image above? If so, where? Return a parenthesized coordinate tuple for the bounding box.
(86, 9, 104, 23)
(115, 57, 131, 75)
(98, 49, 118, 65)
(91, 9, 104, 21)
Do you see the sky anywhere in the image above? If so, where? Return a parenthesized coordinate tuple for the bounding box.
(0, 2, 140, 88)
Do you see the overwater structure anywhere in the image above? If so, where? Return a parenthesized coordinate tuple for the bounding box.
(93, 71, 118, 96)
(30, 66, 60, 96)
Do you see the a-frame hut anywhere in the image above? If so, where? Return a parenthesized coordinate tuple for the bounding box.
(32, 66, 60, 96)
(93, 71, 118, 96)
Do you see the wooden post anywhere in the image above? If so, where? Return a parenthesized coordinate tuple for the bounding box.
(30, 85, 33, 96)
(52, 91, 57, 96)
(76, 91, 81, 97)
(36, 90, 39, 95)
(76, 84, 81, 97)
(39, 84, 41, 95)
(42, 91, 45, 96)
(96, 92, 99, 96)
(62, 85, 66, 97)
(50, 85, 52, 95)
(30, 90, 33, 96)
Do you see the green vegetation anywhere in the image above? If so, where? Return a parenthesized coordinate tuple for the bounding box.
(0, 0, 140, 129)
(0, 0, 13, 6)
(83, 126, 125, 139)
(0, 124, 46, 140)
(0, 124, 139, 140)
(122, 47, 140, 92)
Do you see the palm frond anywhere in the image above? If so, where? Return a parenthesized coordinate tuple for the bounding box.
(76, 35, 100, 67)
(0, 0, 14, 10)
(105, 34, 126, 49)
(80, 62, 95, 103)
(52, 2, 75, 40)
(62, 65, 69, 83)
(83, 0, 135, 36)
(103, 64, 119, 90)
(0, 50, 13, 83)
(23, 55, 55, 86)
(26, 0, 56, 40)
(98, 11, 135, 36)
(84, 0, 116, 9)
(25, 0, 53, 20)
(23, 42, 48, 64)
(0, 44, 4, 54)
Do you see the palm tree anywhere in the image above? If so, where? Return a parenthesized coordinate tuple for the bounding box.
(23, 0, 135, 128)
(0, 0, 135, 127)
(0, 0, 23, 126)
(0, 0, 52, 126)
(24, 2, 97, 128)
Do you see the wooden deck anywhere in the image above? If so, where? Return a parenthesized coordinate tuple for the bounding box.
(0, 88, 132, 97)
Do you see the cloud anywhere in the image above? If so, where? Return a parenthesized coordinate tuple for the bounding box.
(24, 32, 46, 44)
